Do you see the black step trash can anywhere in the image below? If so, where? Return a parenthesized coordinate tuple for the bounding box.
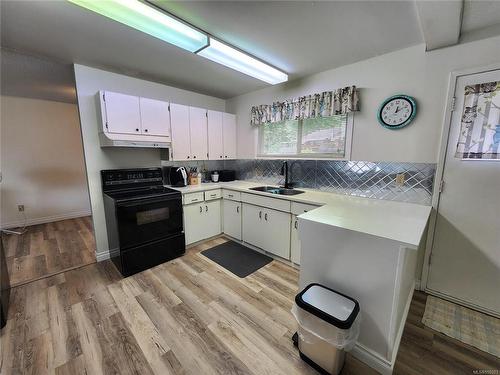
(292, 283, 360, 375)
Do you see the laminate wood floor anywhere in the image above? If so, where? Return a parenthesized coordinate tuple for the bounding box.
(3, 216, 96, 287)
(1, 236, 498, 375)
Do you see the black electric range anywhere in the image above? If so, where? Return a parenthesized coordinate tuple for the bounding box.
(101, 168, 185, 277)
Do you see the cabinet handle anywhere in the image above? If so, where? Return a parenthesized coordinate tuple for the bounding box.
(205, 205, 208, 212)
(228, 194, 233, 198)
(294, 220, 298, 229)
(144, 129, 148, 133)
(236, 206, 239, 213)
(210, 194, 216, 197)
(135, 128, 139, 132)
(220, 155, 223, 158)
(259, 211, 262, 219)
(199, 206, 203, 213)
(187, 156, 190, 159)
(191, 198, 198, 202)
(193, 155, 196, 159)
(264, 213, 268, 221)
(225, 156, 228, 158)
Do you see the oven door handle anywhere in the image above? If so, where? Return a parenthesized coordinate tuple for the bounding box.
(117, 196, 180, 208)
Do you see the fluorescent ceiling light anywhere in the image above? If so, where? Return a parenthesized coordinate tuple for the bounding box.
(197, 38, 288, 85)
(68, 0, 208, 52)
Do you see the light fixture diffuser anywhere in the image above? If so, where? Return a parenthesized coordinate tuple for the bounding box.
(68, 0, 208, 52)
(197, 38, 288, 85)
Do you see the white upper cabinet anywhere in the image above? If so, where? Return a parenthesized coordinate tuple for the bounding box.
(223, 113, 237, 159)
(103, 91, 141, 135)
(170, 103, 191, 161)
(189, 106, 208, 160)
(207, 110, 224, 160)
(139, 97, 170, 137)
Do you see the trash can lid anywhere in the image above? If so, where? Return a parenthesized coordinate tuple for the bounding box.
(295, 283, 360, 329)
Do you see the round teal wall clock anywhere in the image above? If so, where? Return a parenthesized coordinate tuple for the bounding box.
(377, 95, 417, 130)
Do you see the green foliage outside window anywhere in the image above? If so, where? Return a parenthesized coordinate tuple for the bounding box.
(259, 115, 348, 157)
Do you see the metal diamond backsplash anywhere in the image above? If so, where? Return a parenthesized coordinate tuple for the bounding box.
(161, 159, 436, 205)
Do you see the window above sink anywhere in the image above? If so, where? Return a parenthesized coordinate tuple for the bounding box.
(257, 114, 353, 160)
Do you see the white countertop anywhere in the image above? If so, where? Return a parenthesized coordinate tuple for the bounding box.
(167, 180, 431, 247)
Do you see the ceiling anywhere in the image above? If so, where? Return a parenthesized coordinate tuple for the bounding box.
(1, 1, 500, 103)
(1, 50, 77, 104)
(462, 0, 500, 33)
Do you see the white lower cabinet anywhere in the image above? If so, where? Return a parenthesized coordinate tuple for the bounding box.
(290, 215, 300, 264)
(184, 192, 297, 263)
(204, 200, 222, 239)
(242, 203, 263, 249)
(223, 200, 242, 240)
(184, 200, 221, 245)
(242, 203, 291, 259)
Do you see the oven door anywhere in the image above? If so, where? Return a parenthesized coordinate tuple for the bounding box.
(116, 195, 183, 250)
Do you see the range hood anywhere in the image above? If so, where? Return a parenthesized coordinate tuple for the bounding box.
(99, 132, 170, 149)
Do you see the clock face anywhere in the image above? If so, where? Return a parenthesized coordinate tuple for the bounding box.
(378, 95, 416, 129)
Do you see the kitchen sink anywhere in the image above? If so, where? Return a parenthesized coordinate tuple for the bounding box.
(249, 186, 305, 195)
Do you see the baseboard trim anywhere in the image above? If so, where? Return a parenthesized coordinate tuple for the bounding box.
(350, 343, 393, 375)
(1, 210, 92, 229)
(96, 247, 119, 262)
(96, 251, 110, 262)
(350, 281, 415, 375)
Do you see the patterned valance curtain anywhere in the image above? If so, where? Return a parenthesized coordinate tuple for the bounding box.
(250, 86, 359, 125)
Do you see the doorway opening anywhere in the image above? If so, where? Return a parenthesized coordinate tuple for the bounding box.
(1, 50, 97, 288)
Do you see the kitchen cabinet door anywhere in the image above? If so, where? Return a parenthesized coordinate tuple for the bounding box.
(207, 110, 224, 160)
(170, 103, 191, 161)
(189, 106, 208, 160)
(139, 97, 170, 137)
(222, 113, 237, 159)
(203, 200, 222, 239)
(184, 203, 205, 245)
(223, 200, 241, 240)
(242, 203, 263, 249)
(290, 215, 300, 264)
(262, 208, 291, 259)
(103, 91, 141, 135)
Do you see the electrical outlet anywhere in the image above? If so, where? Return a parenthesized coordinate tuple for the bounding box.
(395, 173, 405, 187)
(18, 204, 25, 212)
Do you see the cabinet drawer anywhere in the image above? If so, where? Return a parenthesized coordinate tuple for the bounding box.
(204, 189, 222, 201)
(241, 192, 291, 212)
(291, 202, 321, 215)
(223, 189, 241, 201)
(184, 192, 204, 205)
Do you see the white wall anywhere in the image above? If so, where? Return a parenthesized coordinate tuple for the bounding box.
(226, 36, 500, 163)
(74, 65, 226, 260)
(1, 96, 91, 227)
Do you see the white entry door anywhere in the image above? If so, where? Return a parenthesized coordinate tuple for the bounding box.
(426, 69, 500, 316)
